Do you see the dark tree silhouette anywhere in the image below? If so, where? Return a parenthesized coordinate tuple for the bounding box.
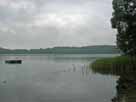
(111, 0, 136, 55)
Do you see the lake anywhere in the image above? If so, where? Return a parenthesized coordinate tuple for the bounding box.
(0, 54, 119, 102)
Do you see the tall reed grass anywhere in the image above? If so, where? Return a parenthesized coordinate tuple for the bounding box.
(91, 56, 136, 75)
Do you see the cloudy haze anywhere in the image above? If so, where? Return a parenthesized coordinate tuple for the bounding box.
(0, 0, 116, 49)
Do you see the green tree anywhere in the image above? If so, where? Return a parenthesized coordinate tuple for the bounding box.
(111, 0, 136, 55)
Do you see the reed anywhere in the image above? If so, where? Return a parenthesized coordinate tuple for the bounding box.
(91, 56, 136, 75)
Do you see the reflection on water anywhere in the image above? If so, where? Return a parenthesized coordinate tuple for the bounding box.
(112, 71, 136, 102)
(92, 64, 136, 102)
(0, 54, 118, 102)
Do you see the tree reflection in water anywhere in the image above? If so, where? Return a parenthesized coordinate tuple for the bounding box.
(91, 66, 136, 102)
(112, 71, 136, 102)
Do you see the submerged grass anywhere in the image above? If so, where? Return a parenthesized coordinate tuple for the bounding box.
(91, 56, 136, 75)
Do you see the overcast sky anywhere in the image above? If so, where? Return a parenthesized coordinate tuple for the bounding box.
(0, 0, 116, 49)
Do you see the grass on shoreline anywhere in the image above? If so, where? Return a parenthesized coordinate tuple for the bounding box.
(91, 56, 136, 75)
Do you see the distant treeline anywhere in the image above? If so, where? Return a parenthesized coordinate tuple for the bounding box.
(0, 45, 120, 54)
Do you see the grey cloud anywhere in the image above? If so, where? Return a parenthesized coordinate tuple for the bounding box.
(0, 0, 116, 49)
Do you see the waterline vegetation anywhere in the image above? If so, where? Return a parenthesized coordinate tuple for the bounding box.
(91, 56, 136, 75)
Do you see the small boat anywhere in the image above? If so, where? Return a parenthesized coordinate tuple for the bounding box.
(5, 60, 22, 64)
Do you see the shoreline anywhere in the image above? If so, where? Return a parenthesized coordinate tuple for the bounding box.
(90, 56, 136, 75)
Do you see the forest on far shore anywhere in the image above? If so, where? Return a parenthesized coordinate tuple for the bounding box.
(0, 45, 120, 54)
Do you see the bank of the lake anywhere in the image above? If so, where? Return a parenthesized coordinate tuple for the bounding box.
(91, 56, 136, 75)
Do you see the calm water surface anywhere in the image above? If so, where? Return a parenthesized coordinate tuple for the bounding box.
(0, 54, 118, 102)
